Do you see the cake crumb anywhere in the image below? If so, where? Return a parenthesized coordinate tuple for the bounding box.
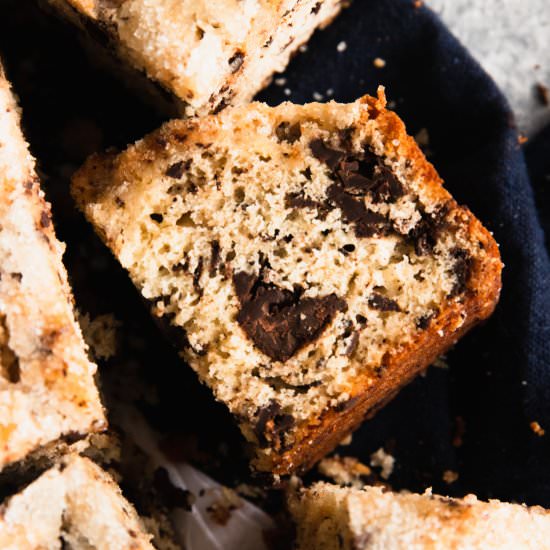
(326, 88, 334, 97)
(413, 0, 423, 7)
(318, 455, 372, 487)
(535, 83, 549, 106)
(373, 57, 386, 69)
(205, 487, 243, 526)
(415, 127, 430, 147)
(443, 470, 459, 484)
(336, 41, 347, 53)
(283, 88, 292, 96)
(530, 421, 545, 436)
(313, 91, 324, 101)
(370, 448, 395, 480)
(274, 77, 287, 86)
(78, 312, 120, 360)
(432, 355, 449, 369)
(518, 134, 528, 145)
(339, 433, 353, 446)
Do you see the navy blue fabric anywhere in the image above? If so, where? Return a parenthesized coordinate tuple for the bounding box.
(259, 0, 550, 505)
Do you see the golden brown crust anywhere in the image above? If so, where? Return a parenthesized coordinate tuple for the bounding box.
(290, 483, 550, 549)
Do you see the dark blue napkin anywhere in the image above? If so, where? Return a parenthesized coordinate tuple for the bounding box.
(259, 0, 550, 505)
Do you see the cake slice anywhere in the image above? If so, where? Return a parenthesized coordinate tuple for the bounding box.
(72, 90, 502, 477)
(45, 0, 343, 116)
(289, 482, 550, 549)
(0, 454, 154, 549)
(0, 63, 105, 470)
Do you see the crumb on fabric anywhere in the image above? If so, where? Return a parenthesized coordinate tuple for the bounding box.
(275, 77, 287, 86)
(373, 57, 386, 68)
(370, 448, 395, 480)
(78, 311, 120, 360)
(415, 127, 430, 147)
(336, 41, 347, 52)
(443, 470, 459, 484)
(530, 421, 545, 437)
(339, 434, 353, 446)
(318, 455, 372, 487)
(432, 355, 449, 369)
(518, 134, 528, 145)
(313, 91, 324, 101)
(205, 487, 243, 526)
(299, 44, 308, 53)
(413, 0, 423, 7)
(284, 88, 292, 96)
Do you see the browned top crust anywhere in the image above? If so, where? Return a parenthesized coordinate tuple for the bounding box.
(290, 483, 550, 549)
(0, 63, 106, 470)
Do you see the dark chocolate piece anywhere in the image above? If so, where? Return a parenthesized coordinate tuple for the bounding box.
(449, 247, 472, 296)
(368, 292, 401, 312)
(409, 205, 449, 256)
(193, 257, 204, 297)
(40, 210, 51, 229)
(165, 161, 186, 179)
(233, 271, 346, 362)
(254, 400, 295, 448)
(209, 240, 221, 277)
(309, 139, 346, 170)
(275, 121, 302, 144)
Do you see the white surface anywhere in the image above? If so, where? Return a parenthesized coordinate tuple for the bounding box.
(428, 0, 550, 136)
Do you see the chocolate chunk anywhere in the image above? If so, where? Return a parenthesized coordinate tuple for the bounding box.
(310, 139, 346, 170)
(193, 257, 204, 297)
(284, 192, 327, 218)
(165, 161, 186, 179)
(209, 240, 221, 277)
(368, 292, 401, 312)
(449, 247, 472, 296)
(356, 314, 368, 325)
(150, 213, 163, 223)
(416, 312, 435, 330)
(345, 331, 360, 356)
(40, 210, 51, 229)
(228, 51, 244, 73)
(153, 468, 194, 510)
(310, 1, 322, 14)
(233, 272, 346, 362)
(309, 140, 403, 238)
(275, 121, 301, 143)
(409, 205, 449, 255)
(339, 244, 356, 255)
(254, 400, 295, 448)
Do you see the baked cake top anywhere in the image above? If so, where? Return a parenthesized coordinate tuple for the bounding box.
(290, 482, 550, 550)
(0, 454, 154, 549)
(48, 0, 342, 115)
(0, 63, 105, 470)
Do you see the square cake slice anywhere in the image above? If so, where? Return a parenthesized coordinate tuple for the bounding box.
(72, 90, 502, 477)
(0, 454, 154, 549)
(0, 63, 105, 470)
(46, 0, 343, 116)
(289, 482, 550, 549)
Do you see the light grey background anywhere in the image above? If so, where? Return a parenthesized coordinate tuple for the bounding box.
(428, 0, 550, 136)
